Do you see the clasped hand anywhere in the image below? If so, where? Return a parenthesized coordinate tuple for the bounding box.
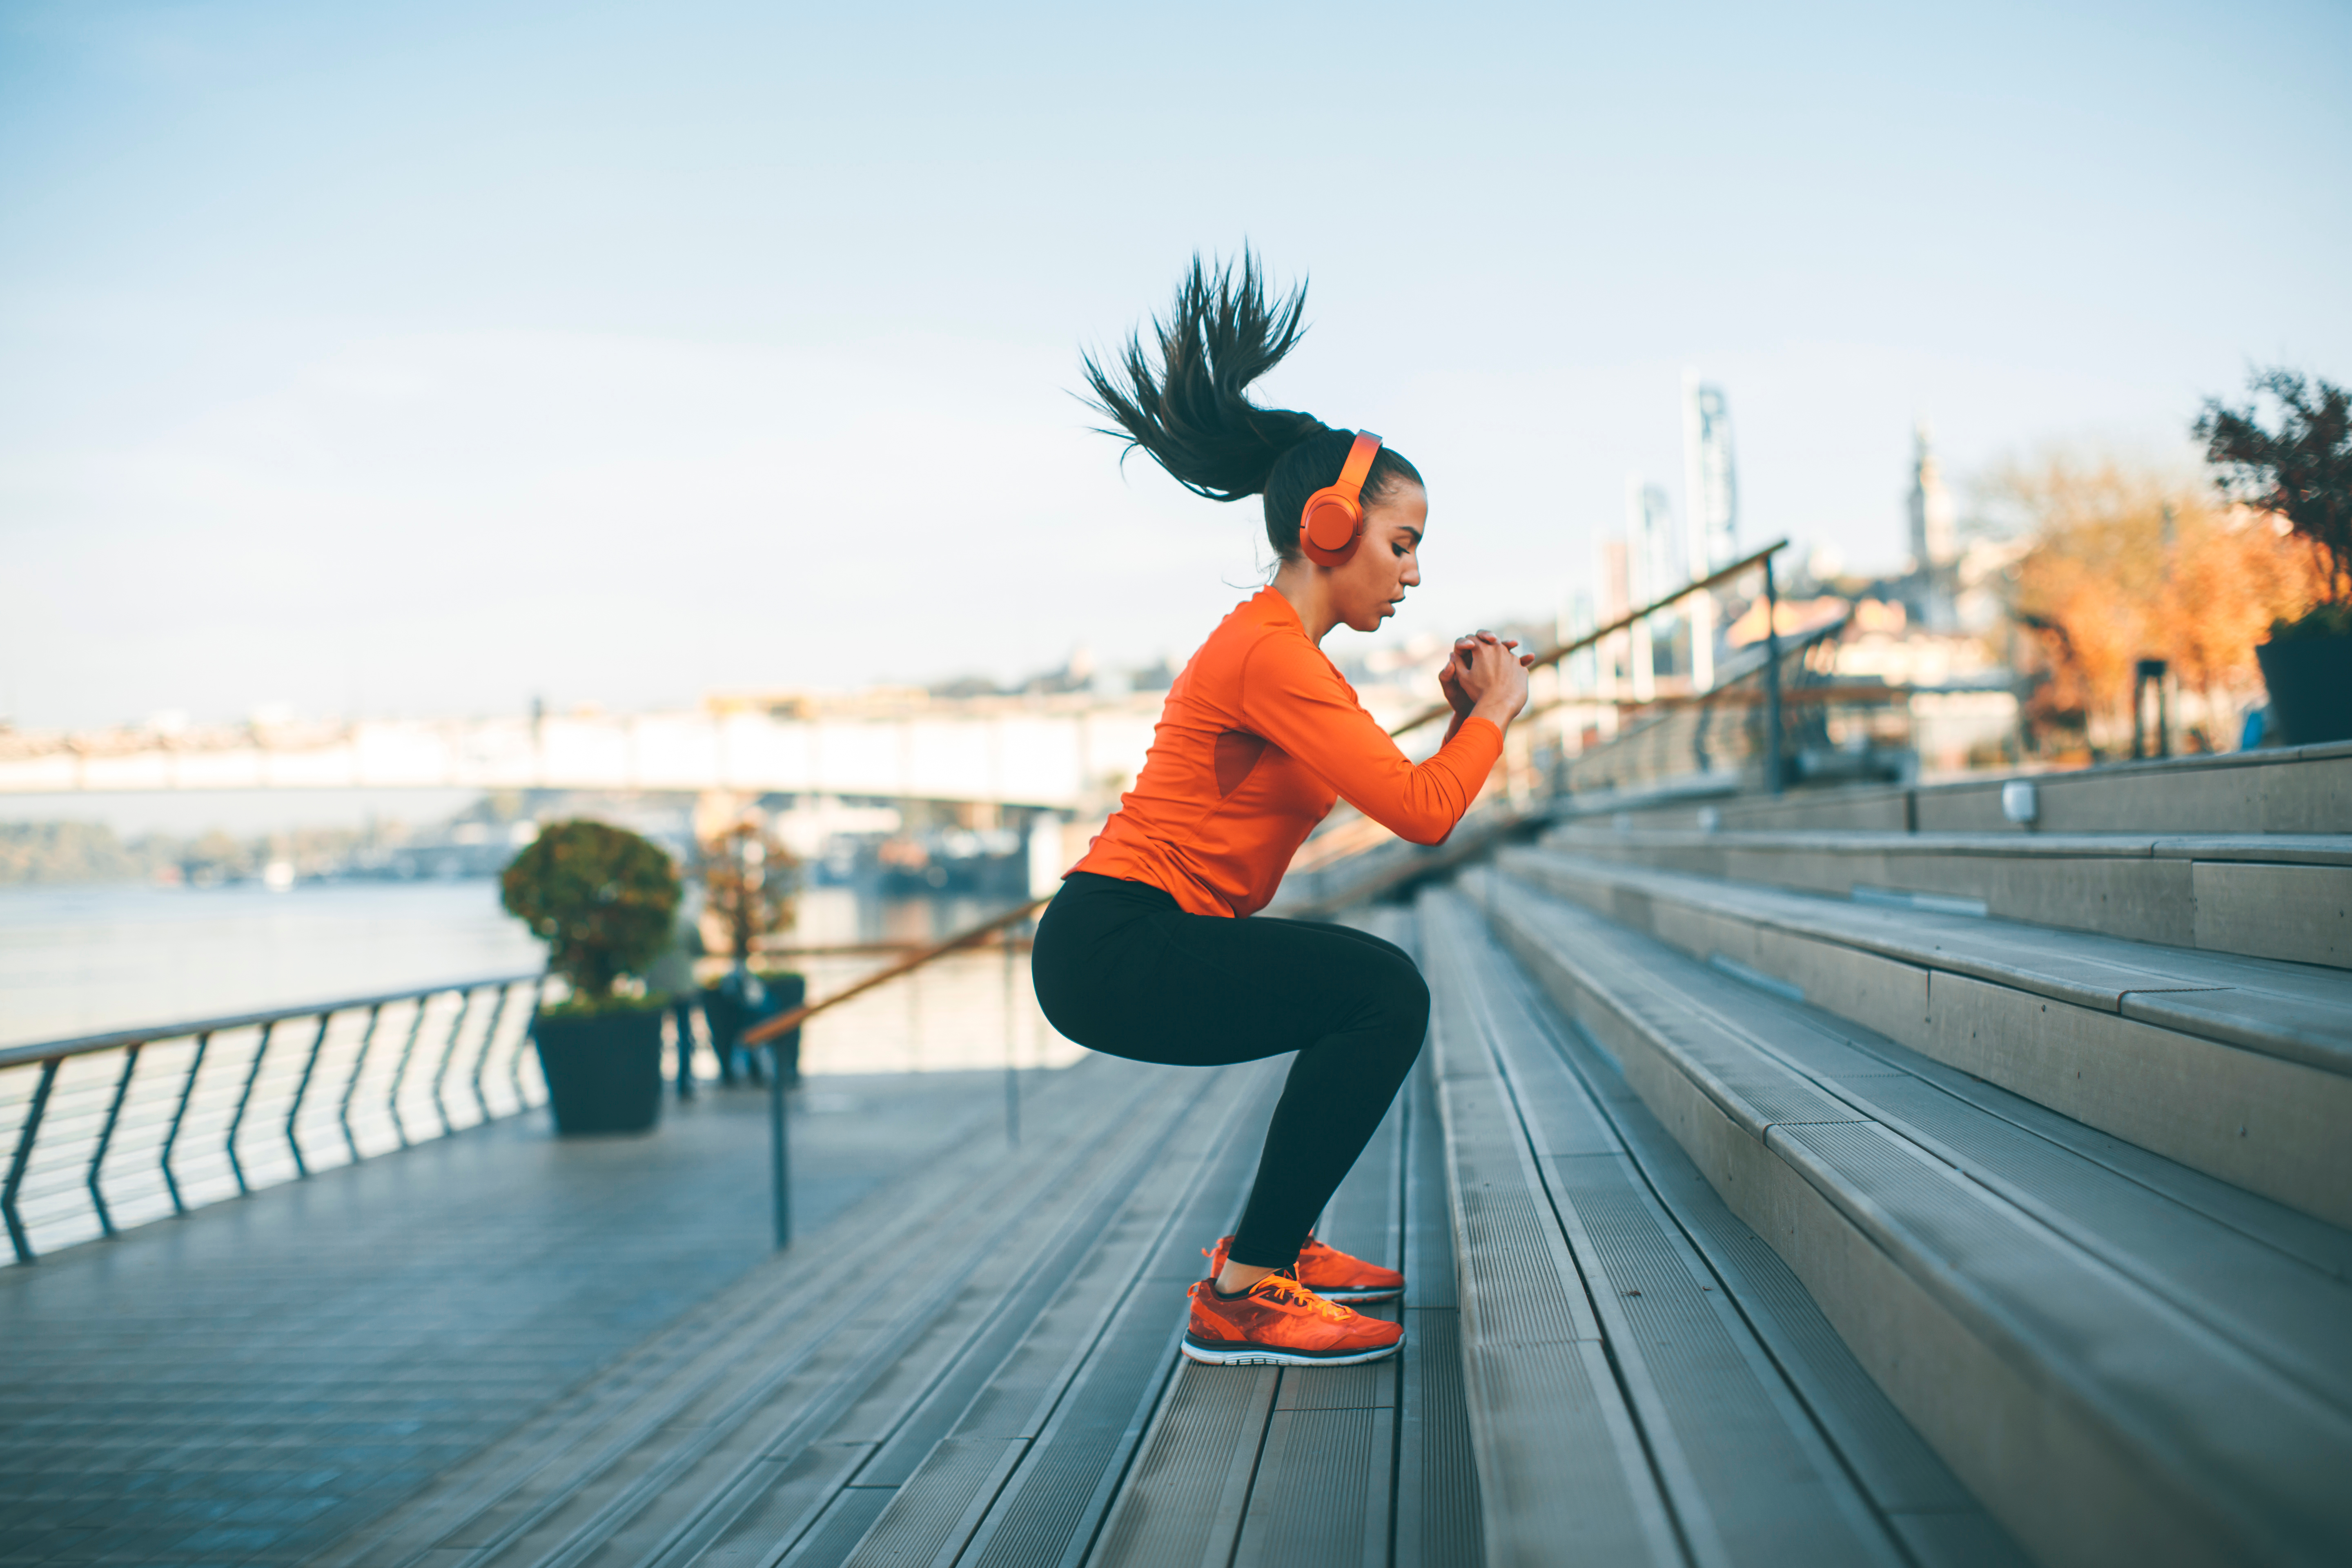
(1437, 629, 1534, 726)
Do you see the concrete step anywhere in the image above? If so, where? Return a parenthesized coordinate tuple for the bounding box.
(1414, 885, 2023, 1568)
(1499, 846, 2352, 1227)
(1546, 824, 2352, 967)
(1584, 739, 2352, 838)
(1476, 867, 2352, 1568)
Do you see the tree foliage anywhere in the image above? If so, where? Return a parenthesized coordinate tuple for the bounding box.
(697, 818, 797, 962)
(1997, 453, 2321, 748)
(500, 819, 681, 1005)
(2195, 368, 2352, 629)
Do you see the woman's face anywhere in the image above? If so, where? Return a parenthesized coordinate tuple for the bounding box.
(1327, 481, 1429, 633)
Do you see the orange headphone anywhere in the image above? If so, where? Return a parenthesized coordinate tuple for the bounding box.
(1298, 431, 1383, 566)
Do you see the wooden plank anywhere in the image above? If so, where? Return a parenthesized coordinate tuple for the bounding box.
(739, 1060, 1271, 1568)
(1419, 891, 1688, 1568)
(953, 1061, 1288, 1568)
(530, 1066, 1214, 1568)
(1226, 1098, 1401, 1568)
(1227, 1405, 1393, 1568)
(1392, 1054, 1483, 1568)
(1086, 1365, 1278, 1568)
(313, 1059, 1162, 1568)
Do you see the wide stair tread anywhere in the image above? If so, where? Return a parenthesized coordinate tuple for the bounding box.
(1503, 844, 2352, 1228)
(1481, 864, 2352, 1566)
(1416, 884, 2023, 1568)
(1545, 822, 2352, 970)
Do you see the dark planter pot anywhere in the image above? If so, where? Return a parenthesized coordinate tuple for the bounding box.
(700, 971, 808, 1085)
(2257, 633, 2352, 746)
(533, 1007, 665, 1135)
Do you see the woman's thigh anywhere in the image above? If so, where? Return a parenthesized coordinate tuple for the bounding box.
(1036, 901, 1422, 1070)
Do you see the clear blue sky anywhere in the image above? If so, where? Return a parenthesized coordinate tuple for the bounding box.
(5, 0, 2348, 731)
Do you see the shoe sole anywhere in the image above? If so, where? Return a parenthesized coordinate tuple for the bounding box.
(1180, 1333, 1402, 1368)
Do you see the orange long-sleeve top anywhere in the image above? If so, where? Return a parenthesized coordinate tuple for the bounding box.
(1071, 587, 1505, 918)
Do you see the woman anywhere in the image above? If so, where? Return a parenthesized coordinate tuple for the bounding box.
(1031, 255, 1531, 1368)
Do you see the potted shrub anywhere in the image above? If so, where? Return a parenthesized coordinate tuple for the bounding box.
(696, 817, 806, 1084)
(2198, 369, 2352, 744)
(501, 819, 683, 1134)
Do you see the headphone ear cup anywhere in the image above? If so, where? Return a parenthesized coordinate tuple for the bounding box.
(1299, 490, 1364, 563)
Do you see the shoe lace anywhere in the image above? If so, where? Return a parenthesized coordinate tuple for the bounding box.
(1255, 1268, 1353, 1322)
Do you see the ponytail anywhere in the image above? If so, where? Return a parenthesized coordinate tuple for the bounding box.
(1083, 252, 1422, 562)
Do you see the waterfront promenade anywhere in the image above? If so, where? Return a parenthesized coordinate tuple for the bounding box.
(0, 1074, 1010, 1568)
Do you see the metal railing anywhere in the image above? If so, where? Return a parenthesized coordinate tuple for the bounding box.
(0, 973, 544, 1265)
(1263, 540, 1799, 906)
(1384, 539, 1794, 742)
(1555, 619, 1855, 797)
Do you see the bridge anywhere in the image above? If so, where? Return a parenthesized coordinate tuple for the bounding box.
(0, 696, 1183, 813)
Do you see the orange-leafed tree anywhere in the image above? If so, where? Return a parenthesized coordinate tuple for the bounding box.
(697, 819, 799, 963)
(1994, 453, 2321, 755)
(2196, 368, 2352, 636)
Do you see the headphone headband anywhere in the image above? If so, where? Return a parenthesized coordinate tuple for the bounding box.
(1334, 430, 1382, 495)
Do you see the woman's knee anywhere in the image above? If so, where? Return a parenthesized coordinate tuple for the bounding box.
(1359, 949, 1430, 1062)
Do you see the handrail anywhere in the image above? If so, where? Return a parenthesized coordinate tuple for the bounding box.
(742, 895, 1050, 1049)
(1549, 610, 1883, 800)
(1388, 538, 1790, 738)
(1526, 677, 1986, 725)
(751, 938, 1036, 959)
(1, 971, 547, 1265)
(0, 972, 543, 1071)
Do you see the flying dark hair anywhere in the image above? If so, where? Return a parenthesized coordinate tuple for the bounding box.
(1081, 252, 1423, 563)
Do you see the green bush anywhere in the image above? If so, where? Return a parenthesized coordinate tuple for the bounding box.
(500, 820, 682, 1011)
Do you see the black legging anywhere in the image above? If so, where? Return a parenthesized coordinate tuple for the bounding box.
(1031, 871, 1428, 1269)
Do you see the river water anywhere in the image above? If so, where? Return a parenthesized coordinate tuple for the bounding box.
(0, 879, 1076, 1074)
(0, 881, 543, 1048)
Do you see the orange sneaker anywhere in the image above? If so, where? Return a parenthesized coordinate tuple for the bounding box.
(1183, 1268, 1403, 1367)
(1203, 1232, 1404, 1303)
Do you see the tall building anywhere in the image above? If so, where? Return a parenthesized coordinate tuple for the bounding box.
(1682, 375, 1739, 576)
(1908, 419, 1958, 571)
(1624, 477, 1677, 699)
(1627, 476, 1679, 606)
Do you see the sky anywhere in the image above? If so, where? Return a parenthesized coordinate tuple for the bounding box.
(5, 0, 2349, 737)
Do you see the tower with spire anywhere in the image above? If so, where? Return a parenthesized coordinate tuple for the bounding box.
(1906, 419, 1960, 630)
(1908, 420, 1958, 573)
